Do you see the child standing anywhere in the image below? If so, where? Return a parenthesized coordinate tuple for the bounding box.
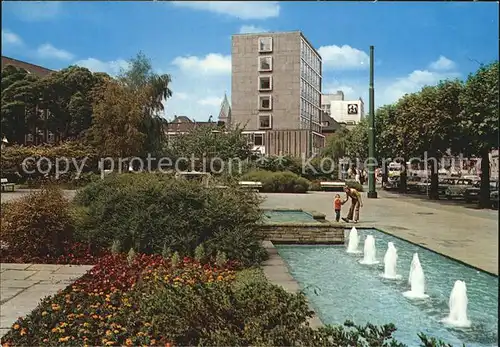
(333, 194, 344, 222)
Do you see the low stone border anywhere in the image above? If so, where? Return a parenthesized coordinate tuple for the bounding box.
(261, 208, 326, 220)
(261, 241, 323, 329)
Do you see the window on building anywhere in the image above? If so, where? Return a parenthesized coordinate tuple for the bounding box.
(259, 115, 272, 129)
(322, 121, 329, 127)
(258, 37, 273, 52)
(259, 56, 272, 71)
(254, 134, 264, 146)
(259, 95, 272, 110)
(259, 76, 272, 91)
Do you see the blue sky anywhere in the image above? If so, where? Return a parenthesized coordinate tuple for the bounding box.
(2, 1, 498, 121)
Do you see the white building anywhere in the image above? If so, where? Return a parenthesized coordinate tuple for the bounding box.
(321, 91, 364, 126)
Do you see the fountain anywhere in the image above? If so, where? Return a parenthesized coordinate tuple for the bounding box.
(346, 227, 361, 253)
(403, 253, 429, 299)
(359, 235, 379, 265)
(381, 242, 402, 279)
(442, 280, 472, 328)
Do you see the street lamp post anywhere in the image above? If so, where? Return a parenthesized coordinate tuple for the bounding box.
(367, 45, 378, 199)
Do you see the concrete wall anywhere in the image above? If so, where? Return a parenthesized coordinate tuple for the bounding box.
(259, 223, 345, 244)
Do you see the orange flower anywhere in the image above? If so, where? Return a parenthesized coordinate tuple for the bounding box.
(13, 324, 19, 330)
(20, 328, 27, 336)
(125, 338, 133, 346)
(59, 336, 70, 342)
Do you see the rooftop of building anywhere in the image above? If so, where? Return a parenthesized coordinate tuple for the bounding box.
(232, 30, 321, 60)
(165, 116, 223, 133)
(1, 56, 54, 77)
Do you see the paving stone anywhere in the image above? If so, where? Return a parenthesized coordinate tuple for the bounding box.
(1, 279, 39, 289)
(0, 263, 32, 271)
(0, 288, 24, 303)
(1, 270, 38, 280)
(27, 271, 81, 283)
(25, 264, 62, 272)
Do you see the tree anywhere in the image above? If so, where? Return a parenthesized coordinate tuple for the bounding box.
(119, 52, 173, 156)
(87, 80, 148, 158)
(1, 65, 39, 144)
(458, 61, 499, 208)
(391, 93, 423, 193)
(36, 66, 109, 141)
(345, 118, 369, 162)
(375, 104, 398, 185)
(322, 127, 350, 160)
(404, 81, 463, 199)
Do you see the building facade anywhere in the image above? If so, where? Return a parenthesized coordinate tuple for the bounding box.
(231, 31, 324, 157)
(321, 92, 364, 128)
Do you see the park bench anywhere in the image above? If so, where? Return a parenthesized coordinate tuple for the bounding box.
(1, 178, 15, 192)
(238, 181, 263, 190)
(320, 181, 345, 192)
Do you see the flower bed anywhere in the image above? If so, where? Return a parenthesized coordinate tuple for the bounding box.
(0, 242, 109, 265)
(1, 254, 237, 346)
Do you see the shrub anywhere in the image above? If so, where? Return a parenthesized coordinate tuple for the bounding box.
(241, 170, 311, 193)
(0, 187, 73, 259)
(73, 173, 267, 266)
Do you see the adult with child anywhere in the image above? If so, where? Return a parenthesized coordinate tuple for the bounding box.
(341, 185, 363, 223)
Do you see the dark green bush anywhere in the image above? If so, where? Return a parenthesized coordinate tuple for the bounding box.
(73, 173, 267, 266)
(241, 170, 311, 193)
(0, 187, 73, 259)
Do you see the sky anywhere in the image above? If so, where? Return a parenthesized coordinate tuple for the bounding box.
(2, 1, 498, 121)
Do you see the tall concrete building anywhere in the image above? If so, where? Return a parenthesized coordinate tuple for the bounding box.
(231, 31, 324, 157)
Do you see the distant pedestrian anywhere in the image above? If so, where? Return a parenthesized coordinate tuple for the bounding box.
(342, 186, 363, 223)
(355, 169, 361, 184)
(333, 193, 345, 222)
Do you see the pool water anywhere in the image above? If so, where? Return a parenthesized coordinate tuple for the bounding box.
(276, 229, 498, 347)
(263, 210, 318, 223)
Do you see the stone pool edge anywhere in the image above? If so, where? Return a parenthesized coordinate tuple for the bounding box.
(261, 240, 323, 329)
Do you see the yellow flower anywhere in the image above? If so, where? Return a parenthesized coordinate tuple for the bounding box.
(58, 336, 70, 342)
(106, 330, 113, 336)
(41, 311, 48, 316)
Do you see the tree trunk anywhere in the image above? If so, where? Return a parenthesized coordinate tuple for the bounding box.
(428, 152, 439, 200)
(479, 149, 491, 208)
(399, 160, 407, 193)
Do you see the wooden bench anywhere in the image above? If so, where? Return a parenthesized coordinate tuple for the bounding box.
(1, 178, 15, 192)
(238, 181, 263, 190)
(320, 181, 345, 192)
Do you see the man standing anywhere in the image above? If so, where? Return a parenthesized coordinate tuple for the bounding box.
(341, 185, 363, 223)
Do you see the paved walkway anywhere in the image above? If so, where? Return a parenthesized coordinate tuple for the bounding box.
(0, 263, 93, 337)
(261, 191, 498, 275)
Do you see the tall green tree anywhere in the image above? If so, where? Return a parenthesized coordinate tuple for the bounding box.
(321, 127, 350, 160)
(1, 65, 39, 144)
(119, 52, 173, 156)
(458, 61, 499, 208)
(406, 80, 463, 199)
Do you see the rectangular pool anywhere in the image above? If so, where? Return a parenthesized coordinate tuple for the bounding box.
(276, 228, 498, 347)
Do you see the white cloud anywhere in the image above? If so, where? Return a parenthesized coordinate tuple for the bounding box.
(239, 25, 268, 34)
(429, 56, 457, 71)
(8, 1, 62, 21)
(318, 45, 369, 70)
(74, 57, 130, 76)
(162, 52, 232, 120)
(323, 61, 460, 109)
(198, 96, 223, 107)
(172, 53, 231, 75)
(2, 29, 23, 46)
(170, 1, 279, 20)
(36, 43, 74, 61)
